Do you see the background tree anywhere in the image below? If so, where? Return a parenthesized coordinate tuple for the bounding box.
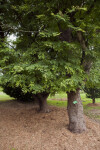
(84, 60, 100, 104)
(84, 87, 100, 104)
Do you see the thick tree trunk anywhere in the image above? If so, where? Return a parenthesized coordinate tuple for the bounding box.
(67, 89, 86, 133)
(37, 92, 50, 113)
(92, 99, 95, 104)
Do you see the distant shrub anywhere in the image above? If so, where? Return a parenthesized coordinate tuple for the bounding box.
(2, 84, 34, 102)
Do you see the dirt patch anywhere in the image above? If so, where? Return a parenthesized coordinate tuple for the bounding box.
(0, 100, 100, 150)
(87, 109, 100, 124)
(90, 109, 100, 115)
(87, 103, 100, 107)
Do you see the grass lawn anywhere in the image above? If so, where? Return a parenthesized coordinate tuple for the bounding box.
(48, 92, 67, 99)
(48, 92, 100, 107)
(0, 92, 14, 101)
(47, 98, 100, 108)
(0, 89, 100, 121)
(0, 89, 100, 106)
(0, 87, 3, 91)
(0, 87, 14, 101)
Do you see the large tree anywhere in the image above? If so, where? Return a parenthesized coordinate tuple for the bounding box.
(0, 0, 100, 133)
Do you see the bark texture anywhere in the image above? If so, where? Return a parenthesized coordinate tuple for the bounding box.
(67, 89, 86, 133)
(92, 99, 95, 104)
(34, 92, 50, 113)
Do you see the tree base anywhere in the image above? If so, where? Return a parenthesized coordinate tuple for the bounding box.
(38, 108, 50, 113)
(68, 123, 86, 133)
(37, 92, 50, 113)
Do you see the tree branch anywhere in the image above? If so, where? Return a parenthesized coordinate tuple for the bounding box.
(77, 31, 92, 73)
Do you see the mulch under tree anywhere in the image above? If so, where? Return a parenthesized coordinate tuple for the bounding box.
(0, 100, 100, 150)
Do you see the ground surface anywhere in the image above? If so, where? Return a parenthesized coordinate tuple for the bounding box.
(0, 100, 100, 150)
(86, 103, 100, 123)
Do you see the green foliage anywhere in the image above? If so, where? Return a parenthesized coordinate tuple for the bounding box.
(0, 0, 100, 98)
(2, 85, 34, 102)
(86, 60, 100, 88)
(84, 87, 100, 100)
(84, 59, 100, 101)
(0, 87, 3, 91)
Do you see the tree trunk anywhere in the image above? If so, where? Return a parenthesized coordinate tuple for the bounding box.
(67, 89, 86, 133)
(92, 99, 95, 104)
(38, 92, 50, 113)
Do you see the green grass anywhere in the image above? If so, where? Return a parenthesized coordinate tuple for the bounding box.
(0, 90, 100, 121)
(0, 87, 3, 92)
(0, 90, 100, 108)
(0, 87, 14, 101)
(47, 100, 67, 107)
(47, 99, 100, 108)
(0, 92, 14, 101)
(48, 92, 100, 106)
(48, 92, 67, 99)
(0, 90, 100, 104)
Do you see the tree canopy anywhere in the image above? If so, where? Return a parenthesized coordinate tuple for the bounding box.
(1, 0, 100, 94)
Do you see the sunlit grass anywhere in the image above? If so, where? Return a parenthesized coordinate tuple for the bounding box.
(0, 92, 14, 101)
(0, 87, 14, 101)
(0, 87, 3, 92)
(47, 100, 67, 107)
(0, 90, 100, 121)
(48, 92, 67, 99)
(0, 89, 100, 107)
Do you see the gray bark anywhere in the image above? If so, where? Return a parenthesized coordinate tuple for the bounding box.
(67, 89, 86, 133)
(38, 93, 50, 113)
